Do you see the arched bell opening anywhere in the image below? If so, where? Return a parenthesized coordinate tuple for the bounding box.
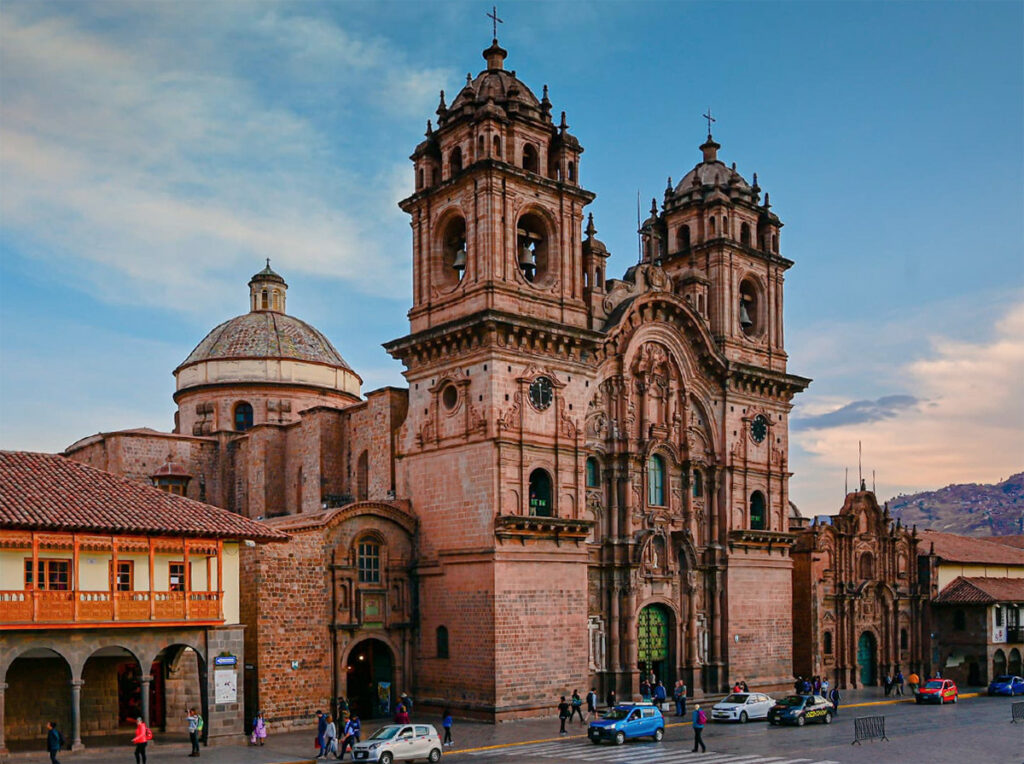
(738, 277, 764, 337)
(437, 215, 468, 288)
(528, 468, 553, 517)
(516, 211, 552, 285)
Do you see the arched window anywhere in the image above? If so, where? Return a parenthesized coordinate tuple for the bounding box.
(517, 212, 550, 284)
(900, 627, 908, 651)
(993, 648, 1007, 678)
(441, 215, 468, 285)
(417, 168, 424, 189)
(585, 457, 600, 488)
(1009, 647, 1022, 676)
(772, 234, 778, 253)
(357, 540, 380, 583)
(493, 134, 502, 158)
(477, 135, 484, 158)
(709, 216, 716, 236)
(261, 289, 269, 309)
(824, 630, 833, 655)
(692, 469, 703, 498)
(740, 222, 751, 246)
(436, 625, 450, 659)
(595, 267, 603, 288)
(449, 146, 463, 175)
(272, 289, 281, 311)
(647, 454, 665, 506)
(678, 225, 690, 252)
(356, 450, 368, 501)
(738, 277, 762, 336)
(529, 468, 552, 517)
(953, 609, 966, 631)
(522, 143, 539, 173)
(567, 161, 575, 182)
(233, 402, 253, 432)
(750, 490, 766, 530)
(697, 294, 705, 314)
(859, 553, 874, 580)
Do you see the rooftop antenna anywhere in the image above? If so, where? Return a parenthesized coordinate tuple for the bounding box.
(858, 441, 863, 489)
(872, 469, 876, 495)
(845, 467, 849, 496)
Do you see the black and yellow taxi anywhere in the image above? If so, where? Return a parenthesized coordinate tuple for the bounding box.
(767, 694, 834, 727)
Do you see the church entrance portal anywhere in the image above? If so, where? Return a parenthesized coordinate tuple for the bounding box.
(857, 631, 877, 686)
(346, 639, 394, 720)
(637, 604, 673, 689)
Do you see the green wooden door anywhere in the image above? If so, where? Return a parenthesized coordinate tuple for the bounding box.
(858, 632, 877, 686)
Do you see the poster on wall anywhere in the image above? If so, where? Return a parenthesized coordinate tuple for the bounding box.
(215, 668, 238, 704)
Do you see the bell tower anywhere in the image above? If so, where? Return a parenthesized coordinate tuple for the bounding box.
(387, 37, 600, 720)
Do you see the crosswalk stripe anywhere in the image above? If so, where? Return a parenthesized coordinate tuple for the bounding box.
(466, 743, 841, 764)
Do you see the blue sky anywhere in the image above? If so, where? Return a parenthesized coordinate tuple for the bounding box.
(1, 1, 1021, 513)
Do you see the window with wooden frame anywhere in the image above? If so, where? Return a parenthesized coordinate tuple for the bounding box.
(109, 560, 134, 591)
(357, 542, 381, 583)
(169, 561, 186, 592)
(24, 559, 72, 590)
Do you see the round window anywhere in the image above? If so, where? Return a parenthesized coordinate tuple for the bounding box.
(441, 384, 459, 411)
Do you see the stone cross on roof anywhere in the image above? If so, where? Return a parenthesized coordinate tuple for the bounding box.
(703, 108, 715, 137)
(487, 5, 503, 39)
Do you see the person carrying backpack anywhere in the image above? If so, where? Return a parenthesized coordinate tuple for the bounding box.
(186, 707, 202, 756)
(45, 721, 64, 764)
(585, 688, 598, 721)
(569, 690, 585, 724)
(131, 717, 153, 764)
(692, 705, 707, 753)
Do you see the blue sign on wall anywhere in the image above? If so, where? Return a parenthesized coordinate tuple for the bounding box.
(214, 656, 237, 667)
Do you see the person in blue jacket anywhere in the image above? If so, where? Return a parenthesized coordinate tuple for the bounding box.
(46, 721, 64, 764)
(441, 708, 454, 747)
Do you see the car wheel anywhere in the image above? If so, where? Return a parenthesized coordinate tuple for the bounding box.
(379, 753, 394, 764)
(739, 711, 748, 724)
(952, 694, 957, 704)
(614, 731, 625, 746)
(824, 712, 832, 725)
(653, 727, 664, 742)
(428, 748, 442, 763)
(796, 715, 806, 727)
(939, 695, 944, 705)
(916, 698, 922, 704)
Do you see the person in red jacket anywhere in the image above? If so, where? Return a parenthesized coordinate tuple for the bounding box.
(394, 704, 410, 724)
(131, 717, 153, 763)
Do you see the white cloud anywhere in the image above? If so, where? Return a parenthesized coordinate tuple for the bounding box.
(791, 298, 1024, 512)
(0, 3, 449, 316)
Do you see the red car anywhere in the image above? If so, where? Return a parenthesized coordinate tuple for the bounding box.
(915, 678, 958, 704)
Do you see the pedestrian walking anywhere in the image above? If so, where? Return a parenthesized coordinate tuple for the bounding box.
(883, 673, 892, 697)
(585, 688, 598, 721)
(570, 690, 585, 724)
(186, 707, 202, 756)
(821, 677, 830, 695)
(323, 715, 337, 759)
(251, 711, 267, 746)
(557, 696, 570, 735)
(337, 714, 360, 760)
(395, 704, 410, 724)
(441, 708, 454, 748)
(673, 680, 687, 717)
(316, 710, 328, 759)
(639, 678, 651, 701)
(131, 717, 153, 764)
(828, 686, 841, 716)
(908, 671, 920, 695)
(895, 670, 905, 696)
(400, 692, 413, 713)
(45, 721, 63, 764)
(653, 681, 667, 710)
(691, 704, 707, 753)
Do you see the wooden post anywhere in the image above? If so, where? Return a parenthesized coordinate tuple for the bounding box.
(30, 531, 38, 622)
(148, 536, 155, 620)
(72, 533, 80, 621)
(183, 538, 191, 620)
(216, 540, 224, 620)
(111, 536, 119, 621)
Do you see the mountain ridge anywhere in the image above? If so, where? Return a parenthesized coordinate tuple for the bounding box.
(886, 472, 1024, 537)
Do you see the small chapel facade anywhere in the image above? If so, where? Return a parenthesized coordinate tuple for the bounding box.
(63, 36, 810, 724)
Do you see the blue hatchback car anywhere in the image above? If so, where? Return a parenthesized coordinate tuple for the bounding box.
(588, 703, 665, 745)
(988, 675, 1024, 696)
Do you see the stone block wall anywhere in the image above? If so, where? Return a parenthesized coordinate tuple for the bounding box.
(4, 657, 72, 745)
(726, 551, 794, 690)
(80, 657, 121, 735)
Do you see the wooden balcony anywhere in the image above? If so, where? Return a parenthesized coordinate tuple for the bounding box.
(0, 589, 223, 627)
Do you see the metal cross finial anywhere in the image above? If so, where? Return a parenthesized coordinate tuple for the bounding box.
(702, 108, 715, 136)
(487, 6, 503, 39)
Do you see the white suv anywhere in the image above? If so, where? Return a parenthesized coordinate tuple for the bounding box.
(351, 724, 443, 763)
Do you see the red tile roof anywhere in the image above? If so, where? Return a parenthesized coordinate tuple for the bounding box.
(918, 529, 1024, 566)
(989, 535, 1024, 550)
(935, 576, 1024, 604)
(0, 451, 286, 541)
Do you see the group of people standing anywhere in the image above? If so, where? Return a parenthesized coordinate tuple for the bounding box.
(315, 708, 362, 760)
(794, 674, 841, 714)
(883, 670, 906, 696)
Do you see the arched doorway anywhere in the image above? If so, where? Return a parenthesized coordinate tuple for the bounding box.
(637, 604, 674, 688)
(857, 631, 877, 686)
(993, 649, 1007, 679)
(81, 646, 144, 744)
(150, 644, 207, 741)
(4, 649, 72, 752)
(346, 639, 394, 719)
(1009, 648, 1022, 676)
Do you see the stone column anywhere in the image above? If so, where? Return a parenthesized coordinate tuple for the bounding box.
(140, 675, 152, 728)
(70, 679, 84, 750)
(623, 588, 638, 700)
(0, 681, 8, 754)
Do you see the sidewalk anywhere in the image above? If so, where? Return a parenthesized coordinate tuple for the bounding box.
(2, 685, 988, 763)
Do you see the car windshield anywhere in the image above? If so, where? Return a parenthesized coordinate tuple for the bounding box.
(992, 675, 1013, 683)
(722, 694, 749, 704)
(923, 680, 943, 689)
(777, 696, 805, 707)
(368, 726, 401, 741)
(603, 708, 632, 721)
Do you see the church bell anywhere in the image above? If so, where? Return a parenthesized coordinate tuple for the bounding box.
(739, 300, 753, 329)
(451, 244, 467, 271)
(518, 240, 536, 280)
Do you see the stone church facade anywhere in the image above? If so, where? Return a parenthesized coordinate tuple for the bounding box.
(65, 37, 810, 724)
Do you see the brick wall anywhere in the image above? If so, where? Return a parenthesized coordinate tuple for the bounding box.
(5, 657, 73, 745)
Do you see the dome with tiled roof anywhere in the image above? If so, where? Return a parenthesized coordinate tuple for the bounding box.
(173, 264, 361, 431)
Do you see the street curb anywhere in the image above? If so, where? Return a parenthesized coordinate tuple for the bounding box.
(444, 692, 985, 756)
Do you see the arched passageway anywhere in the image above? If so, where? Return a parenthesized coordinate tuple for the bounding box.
(150, 644, 207, 742)
(857, 631, 877, 686)
(345, 639, 394, 720)
(80, 646, 143, 745)
(4, 649, 72, 752)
